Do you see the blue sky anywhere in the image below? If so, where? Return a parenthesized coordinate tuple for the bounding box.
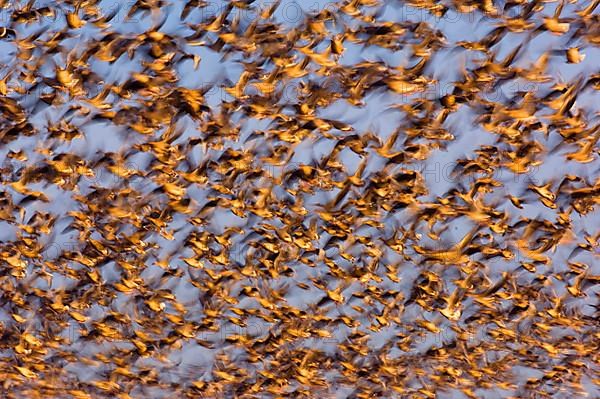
(0, 0, 599, 397)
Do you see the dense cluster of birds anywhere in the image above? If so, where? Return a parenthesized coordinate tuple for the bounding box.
(0, 0, 599, 397)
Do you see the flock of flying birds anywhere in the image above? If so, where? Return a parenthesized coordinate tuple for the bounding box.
(0, 0, 599, 398)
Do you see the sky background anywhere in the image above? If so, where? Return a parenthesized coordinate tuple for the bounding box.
(0, 0, 599, 398)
